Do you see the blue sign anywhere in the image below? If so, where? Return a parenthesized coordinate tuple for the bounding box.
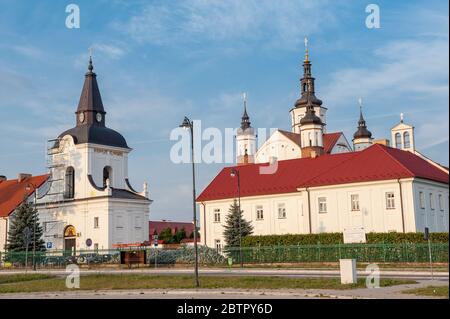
(46, 242, 53, 249)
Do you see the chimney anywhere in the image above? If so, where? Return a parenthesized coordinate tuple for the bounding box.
(0, 175, 6, 182)
(18, 173, 32, 182)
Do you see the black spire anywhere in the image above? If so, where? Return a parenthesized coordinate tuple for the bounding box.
(54, 55, 129, 149)
(76, 56, 106, 127)
(240, 93, 251, 130)
(353, 104, 372, 139)
(294, 38, 323, 109)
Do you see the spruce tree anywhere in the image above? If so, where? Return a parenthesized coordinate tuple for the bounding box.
(223, 200, 253, 248)
(6, 200, 46, 252)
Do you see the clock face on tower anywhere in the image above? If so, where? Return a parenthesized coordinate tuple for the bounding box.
(96, 113, 102, 122)
(78, 112, 85, 123)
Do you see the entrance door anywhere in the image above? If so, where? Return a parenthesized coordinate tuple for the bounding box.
(64, 238, 76, 256)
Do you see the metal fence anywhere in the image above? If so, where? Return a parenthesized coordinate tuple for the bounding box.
(226, 243, 449, 264)
(0, 245, 226, 269)
(1, 243, 448, 268)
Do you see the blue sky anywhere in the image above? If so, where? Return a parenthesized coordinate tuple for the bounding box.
(0, 0, 448, 221)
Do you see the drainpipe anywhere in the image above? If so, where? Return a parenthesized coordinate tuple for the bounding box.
(398, 179, 406, 233)
(200, 202, 206, 246)
(306, 188, 312, 234)
(3, 217, 8, 251)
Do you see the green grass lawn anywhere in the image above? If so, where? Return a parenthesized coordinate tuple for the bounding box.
(402, 285, 449, 298)
(0, 274, 415, 293)
(0, 274, 54, 285)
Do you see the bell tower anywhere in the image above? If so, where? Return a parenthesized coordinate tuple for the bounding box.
(353, 98, 373, 151)
(236, 93, 256, 165)
(299, 104, 324, 158)
(290, 38, 327, 134)
(391, 113, 415, 152)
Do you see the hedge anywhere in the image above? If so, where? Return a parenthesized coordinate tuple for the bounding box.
(241, 232, 449, 247)
(227, 243, 449, 263)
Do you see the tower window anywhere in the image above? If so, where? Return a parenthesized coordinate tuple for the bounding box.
(395, 133, 402, 149)
(303, 83, 307, 93)
(64, 166, 75, 199)
(103, 166, 112, 188)
(403, 132, 411, 148)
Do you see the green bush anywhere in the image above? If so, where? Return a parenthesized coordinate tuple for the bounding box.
(242, 232, 449, 247)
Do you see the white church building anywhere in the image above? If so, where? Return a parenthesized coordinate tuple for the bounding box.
(33, 57, 151, 252)
(197, 43, 449, 250)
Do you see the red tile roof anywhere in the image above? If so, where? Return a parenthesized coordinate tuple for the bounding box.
(196, 144, 448, 202)
(149, 220, 195, 240)
(323, 132, 343, 154)
(0, 174, 49, 218)
(278, 130, 343, 154)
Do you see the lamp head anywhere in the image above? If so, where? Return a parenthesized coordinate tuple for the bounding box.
(180, 117, 191, 130)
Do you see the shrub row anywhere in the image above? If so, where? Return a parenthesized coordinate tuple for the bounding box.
(242, 232, 449, 247)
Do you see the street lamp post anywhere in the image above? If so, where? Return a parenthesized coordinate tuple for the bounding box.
(180, 116, 200, 288)
(230, 168, 243, 268)
(25, 183, 38, 271)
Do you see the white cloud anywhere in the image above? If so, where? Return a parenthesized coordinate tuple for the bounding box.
(322, 39, 449, 105)
(10, 45, 44, 60)
(120, 0, 335, 50)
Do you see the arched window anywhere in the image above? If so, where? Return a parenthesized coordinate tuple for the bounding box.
(308, 132, 312, 147)
(65, 167, 75, 199)
(395, 133, 402, 149)
(303, 83, 307, 93)
(103, 166, 112, 188)
(403, 132, 411, 148)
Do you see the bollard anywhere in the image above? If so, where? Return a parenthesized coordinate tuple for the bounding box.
(339, 259, 357, 284)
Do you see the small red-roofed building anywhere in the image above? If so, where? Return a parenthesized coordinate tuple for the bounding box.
(0, 174, 49, 250)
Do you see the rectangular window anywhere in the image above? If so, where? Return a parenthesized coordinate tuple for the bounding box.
(215, 240, 222, 254)
(135, 216, 142, 229)
(439, 194, 444, 211)
(351, 194, 360, 211)
(94, 243, 99, 252)
(116, 215, 123, 230)
(419, 191, 425, 209)
(256, 205, 264, 220)
(318, 197, 327, 213)
(385, 192, 395, 210)
(430, 193, 435, 210)
(277, 203, 286, 219)
(94, 217, 99, 229)
(213, 209, 221, 223)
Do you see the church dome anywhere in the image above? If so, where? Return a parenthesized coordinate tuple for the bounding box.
(57, 124, 129, 149)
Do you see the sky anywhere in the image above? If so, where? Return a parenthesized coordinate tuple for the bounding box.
(0, 0, 448, 222)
